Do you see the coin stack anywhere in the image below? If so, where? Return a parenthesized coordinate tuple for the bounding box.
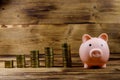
(5, 60, 14, 68)
(45, 47, 54, 67)
(30, 50, 40, 68)
(62, 43, 72, 67)
(16, 55, 26, 68)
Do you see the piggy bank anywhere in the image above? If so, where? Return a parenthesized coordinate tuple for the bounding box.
(79, 33, 110, 68)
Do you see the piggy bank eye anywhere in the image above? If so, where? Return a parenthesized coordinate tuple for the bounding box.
(101, 44, 103, 46)
(89, 44, 92, 46)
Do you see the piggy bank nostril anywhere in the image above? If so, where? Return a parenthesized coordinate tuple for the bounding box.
(101, 44, 103, 46)
(93, 51, 100, 54)
(93, 51, 100, 55)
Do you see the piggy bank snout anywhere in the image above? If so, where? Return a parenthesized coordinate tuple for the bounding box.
(89, 49, 103, 58)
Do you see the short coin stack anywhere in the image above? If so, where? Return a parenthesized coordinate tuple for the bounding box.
(5, 60, 14, 68)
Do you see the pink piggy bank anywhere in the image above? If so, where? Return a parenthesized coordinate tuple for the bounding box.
(79, 33, 110, 68)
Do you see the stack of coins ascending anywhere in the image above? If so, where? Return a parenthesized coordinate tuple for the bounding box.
(62, 43, 72, 67)
(45, 47, 54, 67)
(16, 55, 26, 68)
(5, 60, 14, 68)
(30, 50, 40, 68)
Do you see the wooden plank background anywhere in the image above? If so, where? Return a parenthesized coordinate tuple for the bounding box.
(0, 24, 120, 55)
(0, 0, 120, 80)
(0, 0, 120, 24)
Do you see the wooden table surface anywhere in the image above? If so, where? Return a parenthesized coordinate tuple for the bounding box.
(0, 67, 120, 80)
(0, 53, 120, 80)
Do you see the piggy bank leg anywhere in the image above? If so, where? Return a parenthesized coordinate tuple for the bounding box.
(102, 64, 106, 68)
(84, 63, 89, 68)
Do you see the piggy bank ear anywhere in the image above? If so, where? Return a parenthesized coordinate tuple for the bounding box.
(99, 33, 108, 41)
(82, 34, 92, 43)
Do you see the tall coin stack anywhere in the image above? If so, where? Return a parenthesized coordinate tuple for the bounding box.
(30, 50, 40, 68)
(62, 43, 72, 67)
(45, 47, 54, 67)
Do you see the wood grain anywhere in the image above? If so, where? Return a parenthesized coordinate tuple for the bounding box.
(0, 67, 119, 80)
(0, 0, 120, 24)
(0, 0, 120, 80)
(0, 50, 120, 78)
(0, 53, 119, 68)
(0, 24, 120, 55)
(0, 52, 119, 79)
